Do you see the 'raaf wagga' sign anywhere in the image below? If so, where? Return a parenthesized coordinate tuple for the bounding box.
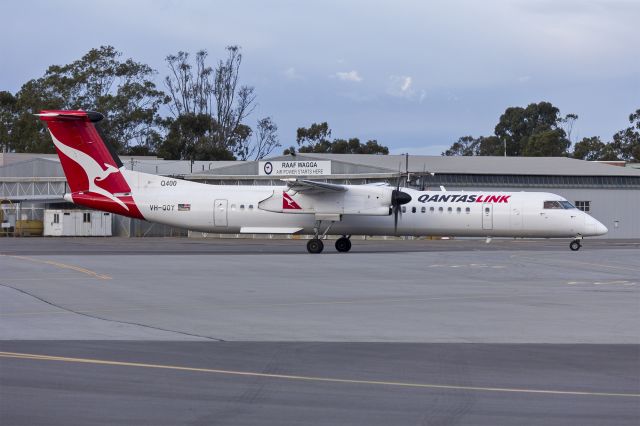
(259, 160, 331, 176)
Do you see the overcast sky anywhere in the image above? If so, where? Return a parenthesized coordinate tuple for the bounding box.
(2, 0, 638, 154)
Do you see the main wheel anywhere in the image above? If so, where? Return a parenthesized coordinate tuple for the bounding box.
(569, 240, 581, 251)
(307, 238, 324, 254)
(335, 237, 352, 252)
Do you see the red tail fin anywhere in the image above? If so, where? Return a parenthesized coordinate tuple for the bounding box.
(39, 110, 143, 218)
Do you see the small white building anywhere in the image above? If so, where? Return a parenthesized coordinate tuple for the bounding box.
(43, 209, 112, 237)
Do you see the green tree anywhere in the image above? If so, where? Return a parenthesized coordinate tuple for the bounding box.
(0, 91, 18, 153)
(162, 46, 274, 160)
(573, 136, 607, 161)
(11, 46, 167, 154)
(611, 109, 640, 162)
(286, 122, 388, 155)
(157, 114, 234, 161)
(442, 136, 478, 156)
(444, 101, 574, 157)
(494, 102, 572, 156)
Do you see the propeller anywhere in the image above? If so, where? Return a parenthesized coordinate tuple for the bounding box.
(391, 166, 412, 234)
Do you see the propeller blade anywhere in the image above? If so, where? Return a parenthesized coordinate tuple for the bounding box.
(391, 189, 412, 235)
(394, 204, 399, 233)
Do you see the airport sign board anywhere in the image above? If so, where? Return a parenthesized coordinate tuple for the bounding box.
(259, 160, 331, 176)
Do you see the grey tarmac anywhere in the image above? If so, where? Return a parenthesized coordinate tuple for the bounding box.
(0, 237, 639, 425)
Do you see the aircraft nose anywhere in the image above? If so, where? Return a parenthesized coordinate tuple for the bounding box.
(585, 216, 608, 236)
(595, 220, 608, 236)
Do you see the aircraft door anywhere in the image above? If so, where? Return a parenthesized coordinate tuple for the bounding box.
(482, 203, 493, 230)
(214, 199, 228, 227)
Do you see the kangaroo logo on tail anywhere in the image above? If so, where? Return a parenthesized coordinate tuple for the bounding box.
(50, 131, 129, 211)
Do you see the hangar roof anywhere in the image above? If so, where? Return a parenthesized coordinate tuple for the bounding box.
(287, 154, 640, 177)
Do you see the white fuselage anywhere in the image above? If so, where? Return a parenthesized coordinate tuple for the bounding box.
(87, 170, 607, 239)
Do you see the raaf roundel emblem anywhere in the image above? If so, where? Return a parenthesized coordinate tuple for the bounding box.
(282, 192, 302, 210)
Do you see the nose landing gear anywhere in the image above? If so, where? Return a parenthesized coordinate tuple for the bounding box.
(569, 239, 582, 251)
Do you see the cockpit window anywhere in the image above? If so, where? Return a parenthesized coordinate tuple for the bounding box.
(559, 201, 575, 209)
(544, 200, 576, 209)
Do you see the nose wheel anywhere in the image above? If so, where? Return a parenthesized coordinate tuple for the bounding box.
(569, 240, 582, 251)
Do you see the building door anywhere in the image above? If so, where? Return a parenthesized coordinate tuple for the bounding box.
(482, 203, 493, 230)
(214, 199, 228, 227)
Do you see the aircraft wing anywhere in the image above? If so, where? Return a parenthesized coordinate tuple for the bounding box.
(282, 178, 347, 193)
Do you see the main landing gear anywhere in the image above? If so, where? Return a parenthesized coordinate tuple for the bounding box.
(335, 236, 352, 252)
(306, 235, 352, 254)
(307, 238, 324, 254)
(306, 220, 352, 254)
(569, 239, 582, 251)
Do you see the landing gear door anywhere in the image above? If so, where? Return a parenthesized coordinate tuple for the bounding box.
(214, 199, 228, 227)
(482, 203, 493, 230)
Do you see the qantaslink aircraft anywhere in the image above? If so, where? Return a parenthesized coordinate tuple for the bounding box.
(38, 110, 608, 253)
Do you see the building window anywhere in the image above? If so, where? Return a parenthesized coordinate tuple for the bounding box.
(53, 214, 59, 224)
(575, 201, 590, 212)
(83, 213, 91, 223)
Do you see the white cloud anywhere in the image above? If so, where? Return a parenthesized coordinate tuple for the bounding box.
(419, 89, 427, 103)
(284, 67, 303, 80)
(335, 70, 362, 82)
(387, 75, 415, 98)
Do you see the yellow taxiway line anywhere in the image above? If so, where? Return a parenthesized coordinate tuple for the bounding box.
(0, 254, 111, 280)
(0, 351, 637, 398)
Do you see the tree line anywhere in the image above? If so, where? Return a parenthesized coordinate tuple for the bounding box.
(442, 101, 639, 162)
(0, 46, 636, 162)
(0, 45, 390, 160)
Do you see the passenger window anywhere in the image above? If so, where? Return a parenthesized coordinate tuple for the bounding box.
(465, 207, 470, 214)
(456, 207, 461, 213)
(411, 206, 416, 213)
(429, 207, 435, 212)
(438, 207, 443, 212)
(240, 204, 245, 210)
(485, 207, 490, 213)
(421, 206, 426, 213)
(231, 204, 236, 211)
(447, 207, 452, 213)
(249, 204, 254, 210)
(402, 206, 406, 213)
